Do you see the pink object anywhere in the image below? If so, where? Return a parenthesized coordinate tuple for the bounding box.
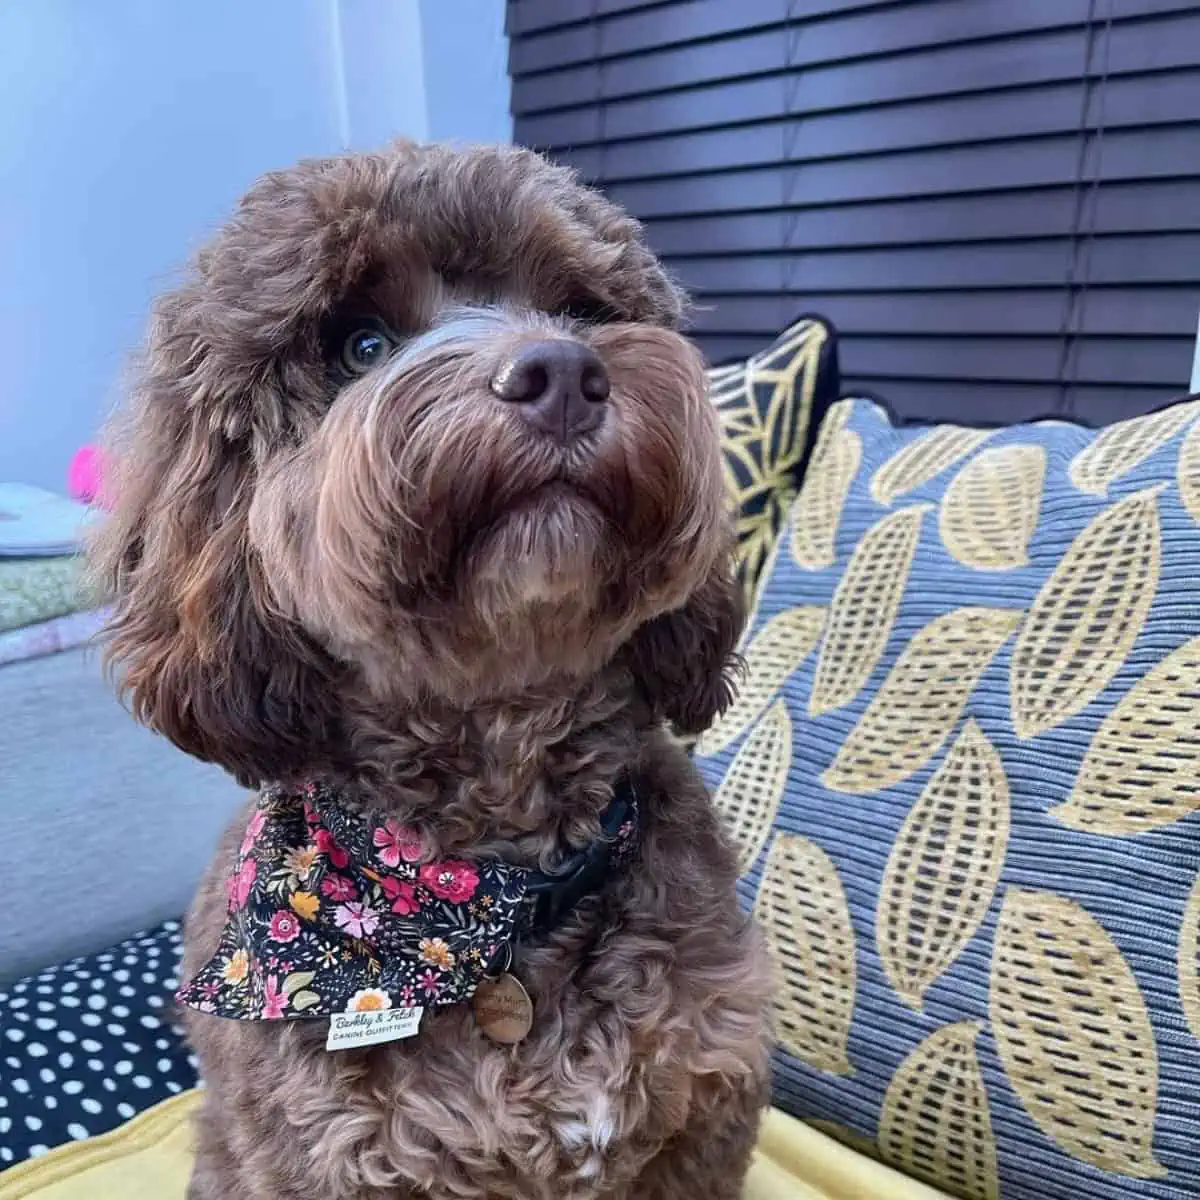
(67, 444, 106, 507)
(373, 818, 424, 867)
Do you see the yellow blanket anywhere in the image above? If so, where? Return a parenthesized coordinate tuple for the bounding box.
(0, 1093, 947, 1199)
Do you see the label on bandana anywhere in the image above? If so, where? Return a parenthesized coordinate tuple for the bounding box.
(326, 1005, 424, 1051)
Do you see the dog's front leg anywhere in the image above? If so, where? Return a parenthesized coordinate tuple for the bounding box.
(626, 1087, 765, 1200)
(185, 1097, 237, 1200)
(185, 1093, 316, 1200)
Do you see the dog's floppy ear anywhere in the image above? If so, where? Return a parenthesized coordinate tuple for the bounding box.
(89, 291, 342, 789)
(625, 562, 745, 736)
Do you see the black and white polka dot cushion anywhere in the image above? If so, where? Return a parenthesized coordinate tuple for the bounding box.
(0, 920, 197, 1167)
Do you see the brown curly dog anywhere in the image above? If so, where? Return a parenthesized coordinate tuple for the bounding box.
(91, 141, 773, 1199)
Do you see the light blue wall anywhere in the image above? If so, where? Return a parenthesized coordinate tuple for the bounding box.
(0, 0, 510, 492)
(338, 0, 429, 150)
(419, 0, 513, 146)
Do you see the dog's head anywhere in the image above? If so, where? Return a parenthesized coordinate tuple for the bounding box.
(93, 143, 741, 785)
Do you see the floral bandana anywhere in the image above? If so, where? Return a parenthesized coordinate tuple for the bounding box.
(176, 780, 639, 1021)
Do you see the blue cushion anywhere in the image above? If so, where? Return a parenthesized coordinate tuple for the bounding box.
(696, 395, 1200, 1200)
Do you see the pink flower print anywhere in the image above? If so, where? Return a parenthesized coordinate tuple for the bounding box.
(380, 877, 421, 916)
(200, 979, 221, 1001)
(417, 969, 442, 998)
(225, 857, 258, 912)
(239, 809, 268, 856)
(261, 974, 289, 1020)
(334, 902, 380, 939)
(373, 819, 424, 868)
(320, 874, 357, 903)
(419, 860, 479, 904)
(399, 984, 416, 1006)
(313, 828, 350, 869)
(268, 910, 301, 943)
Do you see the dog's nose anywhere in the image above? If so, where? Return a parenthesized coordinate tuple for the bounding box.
(490, 339, 609, 441)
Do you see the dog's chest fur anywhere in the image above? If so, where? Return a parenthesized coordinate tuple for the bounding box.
(302, 941, 751, 1198)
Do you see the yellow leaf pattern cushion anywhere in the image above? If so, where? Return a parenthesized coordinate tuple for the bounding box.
(696, 395, 1200, 1200)
(708, 316, 839, 608)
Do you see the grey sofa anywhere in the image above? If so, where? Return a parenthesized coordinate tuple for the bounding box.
(0, 645, 246, 983)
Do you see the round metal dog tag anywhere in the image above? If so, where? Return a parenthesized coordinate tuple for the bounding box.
(473, 973, 533, 1044)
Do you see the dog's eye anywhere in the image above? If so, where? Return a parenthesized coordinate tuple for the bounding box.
(341, 328, 394, 374)
(560, 295, 618, 324)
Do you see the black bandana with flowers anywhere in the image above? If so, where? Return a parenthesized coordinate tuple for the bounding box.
(176, 781, 638, 1021)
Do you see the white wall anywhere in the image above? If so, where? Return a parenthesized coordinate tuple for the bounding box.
(0, 0, 510, 491)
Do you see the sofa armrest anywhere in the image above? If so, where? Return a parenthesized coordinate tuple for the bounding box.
(0, 647, 247, 982)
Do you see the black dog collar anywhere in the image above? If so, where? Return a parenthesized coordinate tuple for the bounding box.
(520, 781, 638, 938)
(176, 778, 639, 1021)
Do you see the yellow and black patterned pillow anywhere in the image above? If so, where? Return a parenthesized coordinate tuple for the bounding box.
(707, 316, 839, 609)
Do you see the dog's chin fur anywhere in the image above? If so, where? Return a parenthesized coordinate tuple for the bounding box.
(91, 140, 773, 1199)
(468, 490, 606, 620)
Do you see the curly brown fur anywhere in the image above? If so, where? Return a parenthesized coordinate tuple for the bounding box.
(92, 141, 772, 1199)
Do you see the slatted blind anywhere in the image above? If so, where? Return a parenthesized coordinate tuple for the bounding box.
(507, 0, 1200, 424)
